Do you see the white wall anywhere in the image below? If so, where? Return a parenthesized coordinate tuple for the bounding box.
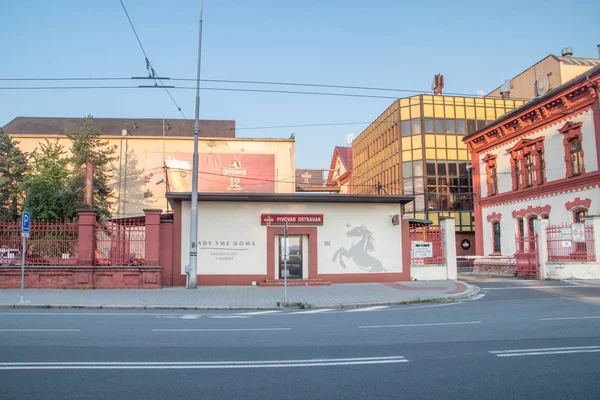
(180, 201, 403, 276)
(546, 263, 600, 280)
(478, 110, 597, 198)
(480, 186, 600, 256)
(411, 265, 448, 281)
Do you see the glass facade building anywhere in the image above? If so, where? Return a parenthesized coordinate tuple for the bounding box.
(351, 95, 525, 232)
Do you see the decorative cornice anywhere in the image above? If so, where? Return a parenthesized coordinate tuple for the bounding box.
(487, 212, 502, 222)
(565, 197, 592, 211)
(558, 121, 583, 134)
(480, 181, 599, 209)
(511, 205, 551, 219)
(464, 79, 597, 153)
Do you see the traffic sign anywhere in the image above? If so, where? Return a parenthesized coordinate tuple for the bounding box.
(571, 223, 585, 243)
(21, 212, 30, 237)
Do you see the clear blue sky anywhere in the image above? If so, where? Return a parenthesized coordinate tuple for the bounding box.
(1, 0, 599, 169)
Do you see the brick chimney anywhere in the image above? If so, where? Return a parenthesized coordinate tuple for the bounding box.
(432, 74, 444, 95)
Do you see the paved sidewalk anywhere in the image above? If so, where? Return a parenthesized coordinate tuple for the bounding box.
(0, 281, 478, 310)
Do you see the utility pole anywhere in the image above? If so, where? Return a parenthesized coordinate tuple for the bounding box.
(186, 0, 203, 289)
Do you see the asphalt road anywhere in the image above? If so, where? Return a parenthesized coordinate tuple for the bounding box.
(1, 279, 600, 400)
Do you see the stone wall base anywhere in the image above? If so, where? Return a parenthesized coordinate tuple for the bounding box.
(0, 267, 162, 289)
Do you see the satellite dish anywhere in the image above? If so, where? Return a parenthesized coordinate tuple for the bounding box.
(536, 74, 549, 96)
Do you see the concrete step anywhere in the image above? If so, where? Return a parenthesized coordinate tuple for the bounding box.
(258, 279, 331, 287)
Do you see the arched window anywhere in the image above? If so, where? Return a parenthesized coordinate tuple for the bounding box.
(492, 222, 502, 254)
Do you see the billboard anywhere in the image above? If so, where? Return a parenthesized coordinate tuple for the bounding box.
(147, 152, 275, 193)
(295, 169, 325, 188)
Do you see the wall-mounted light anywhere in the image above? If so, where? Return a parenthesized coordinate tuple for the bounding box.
(156, 179, 165, 185)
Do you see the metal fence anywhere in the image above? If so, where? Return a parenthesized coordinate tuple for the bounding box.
(0, 220, 79, 266)
(546, 224, 595, 262)
(95, 219, 146, 266)
(409, 224, 445, 265)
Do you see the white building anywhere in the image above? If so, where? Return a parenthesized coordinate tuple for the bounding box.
(464, 64, 600, 279)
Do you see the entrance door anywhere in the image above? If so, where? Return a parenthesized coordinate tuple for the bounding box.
(279, 235, 302, 279)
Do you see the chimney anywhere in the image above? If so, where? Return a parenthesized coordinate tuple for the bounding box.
(432, 73, 444, 95)
(597, 44, 600, 59)
(561, 47, 573, 57)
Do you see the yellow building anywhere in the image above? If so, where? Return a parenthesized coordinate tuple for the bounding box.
(351, 94, 525, 234)
(4, 117, 296, 216)
(487, 48, 600, 100)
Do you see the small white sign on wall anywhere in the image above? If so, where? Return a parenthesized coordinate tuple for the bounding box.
(571, 223, 585, 243)
(412, 242, 433, 258)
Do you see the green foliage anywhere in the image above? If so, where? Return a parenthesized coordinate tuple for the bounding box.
(0, 129, 27, 221)
(21, 139, 71, 221)
(65, 115, 118, 220)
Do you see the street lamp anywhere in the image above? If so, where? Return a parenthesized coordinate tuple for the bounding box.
(186, 0, 203, 289)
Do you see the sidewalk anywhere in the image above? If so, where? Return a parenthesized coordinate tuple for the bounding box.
(0, 280, 478, 310)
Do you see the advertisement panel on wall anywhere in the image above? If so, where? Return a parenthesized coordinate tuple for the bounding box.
(146, 153, 275, 193)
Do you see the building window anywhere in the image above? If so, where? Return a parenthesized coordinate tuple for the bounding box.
(490, 166, 498, 195)
(513, 157, 521, 190)
(517, 218, 525, 252)
(492, 222, 501, 253)
(570, 138, 583, 176)
(528, 216, 536, 251)
(559, 121, 585, 178)
(574, 209, 588, 223)
(525, 153, 534, 187)
(508, 138, 545, 190)
(483, 153, 498, 196)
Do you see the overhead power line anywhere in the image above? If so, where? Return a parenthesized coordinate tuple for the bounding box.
(118, 0, 187, 118)
(0, 76, 535, 101)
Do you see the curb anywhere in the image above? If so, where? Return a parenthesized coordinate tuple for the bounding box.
(0, 282, 480, 311)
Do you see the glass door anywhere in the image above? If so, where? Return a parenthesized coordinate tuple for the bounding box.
(279, 235, 302, 279)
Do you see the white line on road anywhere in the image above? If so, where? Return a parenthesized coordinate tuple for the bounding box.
(236, 311, 282, 315)
(289, 309, 335, 314)
(462, 294, 486, 301)
(490, 346, 600, 354)
(0, 356, 408, 370)
(345, 306, 390, 312)
(151, 328, 291, 332)
(0, 329, 81, 332)
(539, 316, 600, 321)
(359, 321, 482, 329)
(209, 315, 251, 319)
(480, 285, 597, 290)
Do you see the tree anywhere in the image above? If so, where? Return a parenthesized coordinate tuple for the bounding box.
(66, 116, 118, 220)
(21, 139, 71, 221)
(0, 129, 28, 221)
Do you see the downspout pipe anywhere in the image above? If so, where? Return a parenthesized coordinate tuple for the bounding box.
(586, 73, 600, 105)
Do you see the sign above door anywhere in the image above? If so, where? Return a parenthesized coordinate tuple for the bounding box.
(261, 214, 324, 226)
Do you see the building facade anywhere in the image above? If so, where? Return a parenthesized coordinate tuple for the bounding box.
(167, 193, 412, 286)
(4, 117, 296, 216)
(350, 94, 525, 255)
(326, 146, 352, 194)
(463, 65, 600, 257)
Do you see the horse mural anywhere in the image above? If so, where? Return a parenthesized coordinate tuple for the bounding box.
(332, 225, 386, 272)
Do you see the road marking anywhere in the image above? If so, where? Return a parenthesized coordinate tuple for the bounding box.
(152, 328, 291, 332)
(0, 356, 408, 370)
(237, 311, 281, 315)
(539, 316, 600, 321)
(345, 306, 390, 312)
(290, 309, 334, 314)
(0, 329, 81, 332)
(463, 294, 486, 301)
(359, 321, 482, 329)
(490, 346, 600, 357)
(481, 285, 596, 290)
(209, 315, 251, 319)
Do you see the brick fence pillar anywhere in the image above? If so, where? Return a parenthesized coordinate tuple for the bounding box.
(77, 209, 97, 265)
(144, 209, 162, 266)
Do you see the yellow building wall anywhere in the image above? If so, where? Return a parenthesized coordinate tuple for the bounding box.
(11, 135, 296, 216)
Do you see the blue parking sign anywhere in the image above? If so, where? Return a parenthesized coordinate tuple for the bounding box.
(22, 212, 30, 235)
